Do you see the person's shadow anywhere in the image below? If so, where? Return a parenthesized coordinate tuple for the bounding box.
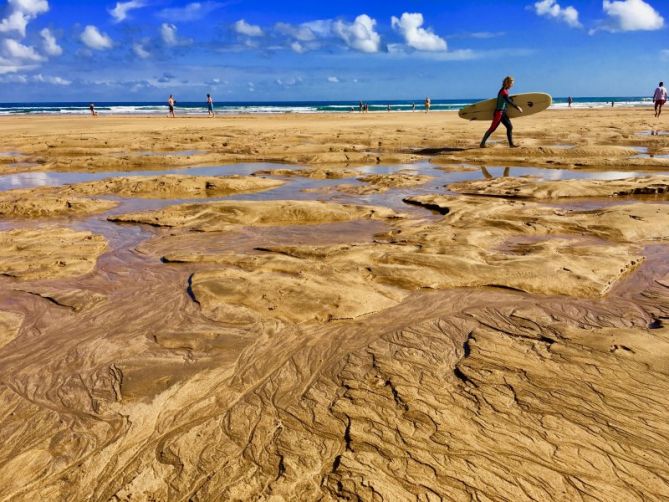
(414, 146, 471, 155)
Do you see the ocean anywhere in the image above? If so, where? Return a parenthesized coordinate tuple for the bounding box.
(0, 97, 654, 116)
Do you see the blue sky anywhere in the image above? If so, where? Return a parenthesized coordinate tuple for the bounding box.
(0, 0, 667, 101)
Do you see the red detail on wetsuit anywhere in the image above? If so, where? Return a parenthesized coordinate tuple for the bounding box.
(487, 110, 504, 133)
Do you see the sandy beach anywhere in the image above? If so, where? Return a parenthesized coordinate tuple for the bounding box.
(1, 109, 669, 500)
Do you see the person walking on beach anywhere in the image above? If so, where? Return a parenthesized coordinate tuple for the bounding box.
(89, 103, 97, 117)
(424, 97, 431, 113)
(168, 95, 176, 118)
(567, 96, 573, 108)
(653, 82, 667, 118)
(206, 94, 215, 117)
(480, 76, 523, 148)
(412, 102, 416, 112)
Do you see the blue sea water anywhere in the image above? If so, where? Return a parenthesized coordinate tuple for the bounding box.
(0, 97, 653, 115)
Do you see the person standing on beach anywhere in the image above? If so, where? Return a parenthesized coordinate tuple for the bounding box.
(567, 96, 573, 108)
(168, 95, 176, 118)
(653, 82, 667, 118)
(480, 76, 523, 148)
(412, 102, 416, 112)
(206, 94, 215, 117)
(89, 103, 97, 117)
(424, 97, 431, 113)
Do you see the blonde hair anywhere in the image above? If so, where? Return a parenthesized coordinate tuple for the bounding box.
(503, 76, 514, 88)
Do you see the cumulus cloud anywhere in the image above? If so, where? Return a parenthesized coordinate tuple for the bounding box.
(332, 14, 380, 53)
(0, 0, 49, 38)
(599, 0, 664, 32)
(234, 19, 263, 37)
(159, 2, 223, 22)
(533, 0, 581, 27)
(391, 12, 447, 51)
(3, 38, 44, 61)
(132, 42, 150, 59)
(40, 28, 62, 56)
(327, 76, 339, 83)
(80, 25, 113, 50)
(109, 0, 146, 23)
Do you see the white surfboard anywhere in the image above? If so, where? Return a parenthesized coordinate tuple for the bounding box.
(458, 92, 552, 121)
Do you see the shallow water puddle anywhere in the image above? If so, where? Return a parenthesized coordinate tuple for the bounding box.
(0, 162, 667, 220)
(632, 153, 669, 159)
(636, 130, 669, 136)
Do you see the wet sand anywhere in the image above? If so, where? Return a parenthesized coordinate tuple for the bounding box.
(1, 109, 669, 500)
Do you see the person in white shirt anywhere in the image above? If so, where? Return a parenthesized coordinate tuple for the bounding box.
(653, 81, 667, 118)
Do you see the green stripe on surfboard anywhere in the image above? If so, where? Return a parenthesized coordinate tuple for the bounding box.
(458, 93, 553, 121)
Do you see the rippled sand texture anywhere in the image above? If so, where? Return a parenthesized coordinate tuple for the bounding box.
(1, 110, 669, 501)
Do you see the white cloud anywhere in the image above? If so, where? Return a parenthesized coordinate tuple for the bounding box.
(533, 0, 581, 28)
(234, 19, 263, 37)
(33, 73, 71, 85)
(3, 38, 44, 61)
(161, 23, 178, 45)
(109, 1, 146, 23)
(159, 2, 223, 22)
(40, 28, 62, 56)
(290, 41, 306, 53)
(332, 14, 380, 53)
(599, 0, 664, 32)
(81, 25, 113, 50)
(8, 0, 49, 16)
(160, 23, 191, 46)
(327, 76, 339, 83)
(276, 21, 318, 42)
(391, 12, 447, 51)
(132, 42, 150, 59)
(0, 0, 49, 38)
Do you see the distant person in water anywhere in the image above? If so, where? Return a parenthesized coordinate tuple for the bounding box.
(206, 94, 215, 117)
(424, 97, 431, 113)
(358, 100, 363, 112)
(480, 76, 523, 148)
(567, 96, 573, 108)
(387, 104, 391, 112)
(653, 81, 667, 118)
(168, 95, 176, 118)
(89, 103, 97, 117)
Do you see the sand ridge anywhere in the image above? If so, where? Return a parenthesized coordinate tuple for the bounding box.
(108, 199, 401, 231)
(64, 174, 284, 199)
(449, 174, 669, 199)
(0, 227, 107, 280)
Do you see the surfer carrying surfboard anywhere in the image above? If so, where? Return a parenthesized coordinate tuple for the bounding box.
(480, 76, 523, 148)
